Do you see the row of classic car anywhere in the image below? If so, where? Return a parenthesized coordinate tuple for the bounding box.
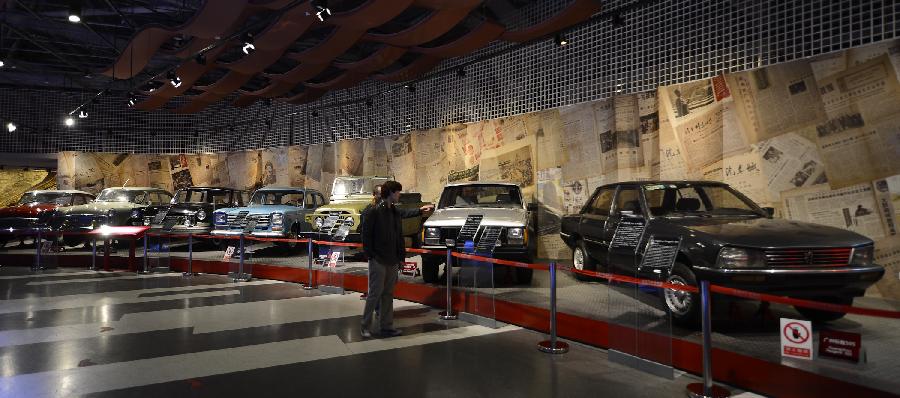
(0, 179, 885, 325)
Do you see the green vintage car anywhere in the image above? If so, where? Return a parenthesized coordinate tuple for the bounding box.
(304, 175, 430, 246)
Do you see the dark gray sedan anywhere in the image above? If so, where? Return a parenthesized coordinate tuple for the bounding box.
(560, 181, 884, 325)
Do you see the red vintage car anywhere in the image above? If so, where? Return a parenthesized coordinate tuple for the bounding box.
(0, 190, 95, 247)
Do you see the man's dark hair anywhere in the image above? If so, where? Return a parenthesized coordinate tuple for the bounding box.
(380, 181, 402, 199)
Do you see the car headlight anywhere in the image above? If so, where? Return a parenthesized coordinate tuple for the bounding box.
(196, 209, 206, 221)
(850, 245, 874, 266)
(716, 247, 765, 268)
(214, 212, 227, 225)
(271, 213, 283, 225)
(507, 227, 525, 245)
(143, 217, 151, 226)
(314, 216, 324, 228)
(130, 209, 142, 219)
(425, 227, 440, 238)
(344, 216, 355, 227)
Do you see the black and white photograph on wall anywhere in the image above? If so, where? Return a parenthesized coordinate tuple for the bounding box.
(668, 80, 715, 118)
(599, 130, 616, 152)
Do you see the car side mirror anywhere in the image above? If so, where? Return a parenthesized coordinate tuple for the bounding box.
(526, 203, 538, 211)
(762, 207, 775, 217)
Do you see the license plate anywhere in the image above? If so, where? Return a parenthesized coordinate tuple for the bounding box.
(334, 224, 351, 240)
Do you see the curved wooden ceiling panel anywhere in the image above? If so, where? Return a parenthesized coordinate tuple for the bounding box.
(106, 0, 598, 112)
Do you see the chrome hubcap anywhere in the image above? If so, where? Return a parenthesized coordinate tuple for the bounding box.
(664, 275, 692, 316)
(573, 248, 585, 271)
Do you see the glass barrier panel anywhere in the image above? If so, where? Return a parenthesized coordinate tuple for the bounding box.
(146, 234, 172, 273)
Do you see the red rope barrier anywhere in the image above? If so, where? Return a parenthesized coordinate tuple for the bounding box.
(450, 251, 551, 271)
(710, 284, 900, 319)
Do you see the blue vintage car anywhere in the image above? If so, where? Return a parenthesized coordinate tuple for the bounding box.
(210, 187, 326, 244)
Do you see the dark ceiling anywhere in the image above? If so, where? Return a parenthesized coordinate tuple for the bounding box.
(0, 0, 600, 113)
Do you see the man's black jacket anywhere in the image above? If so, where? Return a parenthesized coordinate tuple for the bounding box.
(361, 201, 421, 266)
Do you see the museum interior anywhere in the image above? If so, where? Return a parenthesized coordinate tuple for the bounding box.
(1, 1, 899, 397)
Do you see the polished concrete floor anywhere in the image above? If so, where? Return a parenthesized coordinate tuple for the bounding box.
(0, 266, 751, 398)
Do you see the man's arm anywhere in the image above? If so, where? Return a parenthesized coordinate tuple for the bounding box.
(361, 206, 376, 259)
(397, 204, 435, 218)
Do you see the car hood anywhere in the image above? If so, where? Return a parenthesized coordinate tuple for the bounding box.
(314, 198, 370, 214)
(424, 207, 527, 227)
(658, 217, 872, 248)
(217, 205, 298, 215)
(0, 203, 58, 218)
(58, 202, 139, 215)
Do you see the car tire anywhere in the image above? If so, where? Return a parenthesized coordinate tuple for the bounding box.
(572, 240, 598, 281)
(663, 263, 701, 327)
(515, 267, 534, 285)
(794, 296, 851, 323)
(422, 255, 442, 284)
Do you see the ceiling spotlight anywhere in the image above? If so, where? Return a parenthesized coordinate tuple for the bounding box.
(554, 34, 569, 47)
(0, 60, 4, 68)
(64, 117, 75, 127)
(195, 53, 206, 65)
(6, 122, 16, 133)
(68, 4, 82, 23)
(127, 93, 137, 107)
(610, 12, 626, 28)
(241, 33, 256, 55)
(404, 84, 416, 93)
(78, 110, 88, 119)
(312, 0, 331, 22)
(167, 71, 182, 88)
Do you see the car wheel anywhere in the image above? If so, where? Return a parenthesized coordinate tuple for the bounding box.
(794, 296, 851, 323)
(663, 263, 700, 327)
(422, 255, 441, 284)
(572, 241, 598, 281)
(515, 267, 534, 285)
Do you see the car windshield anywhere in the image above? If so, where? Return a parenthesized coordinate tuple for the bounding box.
(250, 191, 304, 206)
(17, 192, 72, 205)
(438, 185, 523, 209)
(331, 177, 388, 198)
(176, 189, 231, 205)
(643, 184, 763, 217)
(96, 189, 146, 203)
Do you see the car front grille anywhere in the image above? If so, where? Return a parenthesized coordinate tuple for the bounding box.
(763, 247, 852, 267)
(226, 212, 270, 229)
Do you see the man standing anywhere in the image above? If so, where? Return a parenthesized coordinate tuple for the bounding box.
(360, 181, 433, 338)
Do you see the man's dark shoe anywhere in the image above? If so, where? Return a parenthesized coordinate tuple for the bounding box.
(360, 326, 372, 338)
(379, 328, 402, 338)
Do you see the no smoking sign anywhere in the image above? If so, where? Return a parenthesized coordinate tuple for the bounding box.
(780, 318, 813, 360)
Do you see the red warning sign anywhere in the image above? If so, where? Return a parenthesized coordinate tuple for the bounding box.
(780, 318, 813, 360)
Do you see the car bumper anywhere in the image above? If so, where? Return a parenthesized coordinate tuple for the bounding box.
(148, 226, 213, 236)
(693, 265, 885, 298)
(209, 229, 291, 238)
(0, 226, 51, 236)
(312, 232, 361, 243)
(421, 244, 531, 260)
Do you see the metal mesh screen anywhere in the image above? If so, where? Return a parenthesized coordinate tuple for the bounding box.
(0, 0, 896, 154)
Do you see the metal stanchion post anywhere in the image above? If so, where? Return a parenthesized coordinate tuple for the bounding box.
(687, 281, 730, 398)
(183, 234, 197, 277)
(439, 239, 458, 321)
(138, 234, 151, 274)
(235, 234, 245, 282)
(91, 237, 97, 271)
(304, 237, 315, 290)
(538, 262, 569, 354)
(33, 229, 42, 272)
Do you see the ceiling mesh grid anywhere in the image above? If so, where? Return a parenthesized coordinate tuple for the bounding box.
(0, 0, 896, 154)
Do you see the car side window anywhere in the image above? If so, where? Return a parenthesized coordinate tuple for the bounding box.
(613, 188, 642, 216)
(160, 192, 173, 204)
(72, 195, 85, 205)
(588, 188, 615, 216)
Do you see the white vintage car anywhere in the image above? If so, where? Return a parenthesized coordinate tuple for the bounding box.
(420, 181, 537, 284)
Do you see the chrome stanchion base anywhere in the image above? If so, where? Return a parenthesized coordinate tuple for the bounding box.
(302, 284, 316, 290)
(137, 269, 153, 275)
(438, 311, 458, 320)
(182, 272, 200, 277)
(537, 340, 569, 354)
(686, 383, 730, 398)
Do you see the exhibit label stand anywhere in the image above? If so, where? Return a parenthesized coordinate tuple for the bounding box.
(607, 225, 676, 379)
(227, 234, 252, 282)
(144, 233, 172, 274)
(318, 244, 345, 295)
(456, 231, 501, 329)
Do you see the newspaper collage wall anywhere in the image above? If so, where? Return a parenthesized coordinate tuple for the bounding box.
(55, 41, 900, 295)
(0, 168, 56, 207)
